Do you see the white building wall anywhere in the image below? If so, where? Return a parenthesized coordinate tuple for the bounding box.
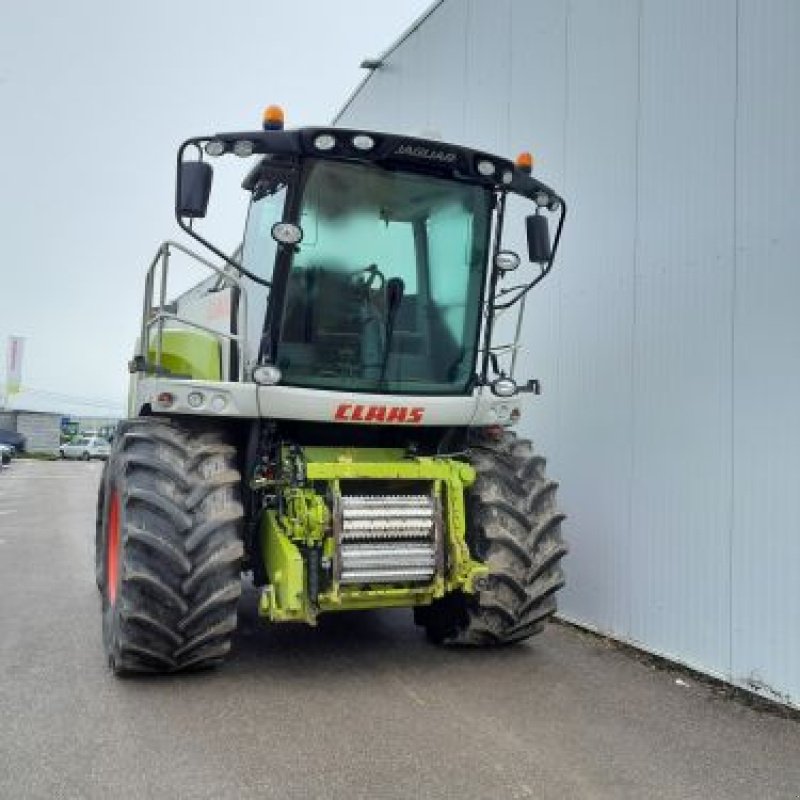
(3, 411, 62, 454)
(336, 0, 800, 706)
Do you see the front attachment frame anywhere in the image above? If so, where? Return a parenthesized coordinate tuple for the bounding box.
(255, 449, 487, 624)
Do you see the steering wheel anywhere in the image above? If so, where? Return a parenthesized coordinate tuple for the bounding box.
(351, 263, 385, 294)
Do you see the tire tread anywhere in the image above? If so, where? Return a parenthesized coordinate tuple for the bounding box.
(99, 418, 243, 674)
(417, 430, 567, 647)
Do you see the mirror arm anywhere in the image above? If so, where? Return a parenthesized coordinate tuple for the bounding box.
(495, 281, 530, 299)
(175, 138, 273, 289)
(492, 199, 567, 311)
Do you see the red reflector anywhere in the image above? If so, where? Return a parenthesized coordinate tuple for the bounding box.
(483, 424, 505, 441)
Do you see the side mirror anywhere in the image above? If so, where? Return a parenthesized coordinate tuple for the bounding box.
(177, 161, 214, 219)
(526, 214, 552, 264)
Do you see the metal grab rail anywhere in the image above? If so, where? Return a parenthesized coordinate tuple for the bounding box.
(138, 241, 249, 382)
(481, 291, 527, 379)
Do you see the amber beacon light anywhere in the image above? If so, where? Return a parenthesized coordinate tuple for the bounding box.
(515, 151, 534, 174)
(263, 105, 285, 131)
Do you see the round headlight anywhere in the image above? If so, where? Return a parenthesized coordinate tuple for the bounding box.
(477, 160, 496, 177)
(253, 365, 282, 385)
(501, 169, 513, 185)
(209, 395, 227, 412)
(233, 140, 254, 157)
(492, 377, 518, 398)
(271, 222, 303, 246)
(494, 251, 520, 272)
(535, 191, 550, 207)
(314, 134, 337, 151)
(187, 391, 205, 408)
(204, 140, 226, 157)
(352, 134, 375, 151)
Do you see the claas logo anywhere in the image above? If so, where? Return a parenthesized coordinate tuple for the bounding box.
(334, 404, 425, 424)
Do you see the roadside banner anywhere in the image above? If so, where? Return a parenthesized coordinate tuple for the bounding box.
(5, 336, 25, 395)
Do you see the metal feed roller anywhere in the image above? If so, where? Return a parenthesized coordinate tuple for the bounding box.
(338, 495, 438, 584)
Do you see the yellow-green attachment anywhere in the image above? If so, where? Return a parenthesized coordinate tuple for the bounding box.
(279, 489, 330, 545)
(147, 328, 221, 381)
(259, 510, 309, 622)
(256, 447, 488, 624)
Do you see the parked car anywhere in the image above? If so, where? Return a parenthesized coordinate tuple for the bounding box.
(59, 436, 111, 461)
(0, 429, 25, 453)
(0, 444, 12, 466)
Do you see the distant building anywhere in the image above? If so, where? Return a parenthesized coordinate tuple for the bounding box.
(68, 416, 120, 439)
(0, 410, 61, 454)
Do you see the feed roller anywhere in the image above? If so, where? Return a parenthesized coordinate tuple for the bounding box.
(337, 495, 440, 585)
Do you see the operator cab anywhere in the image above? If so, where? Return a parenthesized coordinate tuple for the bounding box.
(169, 107, 565, 401)
(244, 158, 491, 395)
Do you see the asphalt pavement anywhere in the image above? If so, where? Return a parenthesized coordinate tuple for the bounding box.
(1, 459, 798, 800)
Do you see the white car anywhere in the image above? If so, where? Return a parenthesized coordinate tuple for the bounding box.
(59, 436, 111, 461)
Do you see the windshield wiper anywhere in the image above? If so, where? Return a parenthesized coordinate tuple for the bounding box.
(378, 277, 405, 387)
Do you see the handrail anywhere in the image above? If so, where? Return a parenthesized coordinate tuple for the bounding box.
(138, 241, 249, 382)
(481, 288, 527, 378)
(144, 313, 245, 344)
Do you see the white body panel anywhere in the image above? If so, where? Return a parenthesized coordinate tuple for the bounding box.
(259, 384, 521, 426)
(135, 377, 261, 418)
(134, 377, 521, 427)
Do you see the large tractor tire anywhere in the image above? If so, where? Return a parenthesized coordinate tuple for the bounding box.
(416, 431, 567, 645)
(97, 418, 244, 673)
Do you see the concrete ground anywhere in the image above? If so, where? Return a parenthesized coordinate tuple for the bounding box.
(0, 459, 798, 800)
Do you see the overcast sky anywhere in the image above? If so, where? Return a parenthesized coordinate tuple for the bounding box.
(0, 0, 431, 416)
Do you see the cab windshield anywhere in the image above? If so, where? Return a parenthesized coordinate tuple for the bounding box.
(277, 160, 491, 394)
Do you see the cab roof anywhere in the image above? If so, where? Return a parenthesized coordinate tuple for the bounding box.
(184, 126, 561, 206)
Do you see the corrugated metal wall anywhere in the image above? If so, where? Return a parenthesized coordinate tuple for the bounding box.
(15, 413, 61, 454)
(336, 0, 800, 706)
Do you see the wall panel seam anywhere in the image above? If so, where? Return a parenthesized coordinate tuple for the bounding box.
(626, 0, 644, 639)
(728, 0, 741, 684)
